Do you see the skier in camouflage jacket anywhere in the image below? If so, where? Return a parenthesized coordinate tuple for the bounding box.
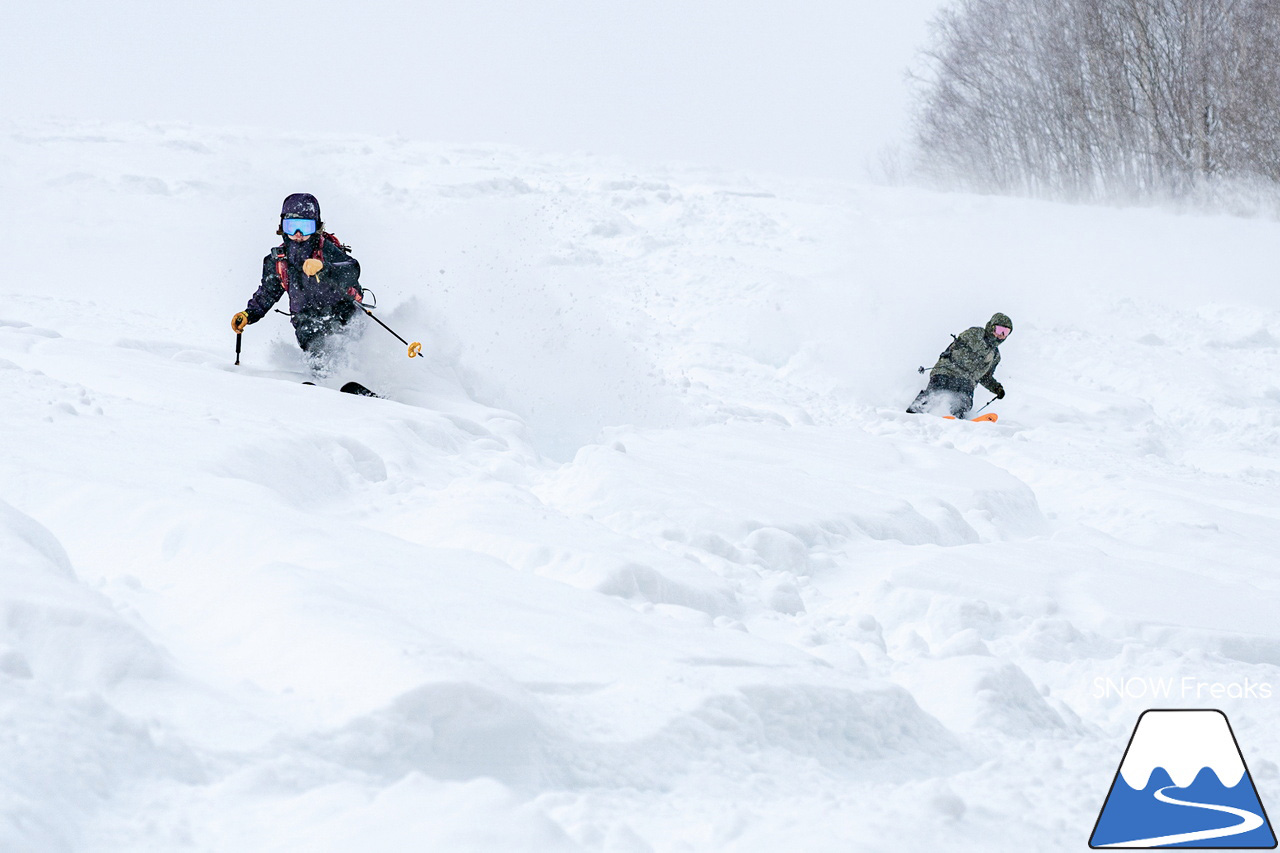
(231, 193, 364, 371)
(907, 312, 1013, 418)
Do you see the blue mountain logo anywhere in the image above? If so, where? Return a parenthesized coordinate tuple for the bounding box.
(1090, 709, 1277, 848)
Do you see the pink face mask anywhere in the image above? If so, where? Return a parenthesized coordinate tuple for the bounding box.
(992, 325, 1011, 340)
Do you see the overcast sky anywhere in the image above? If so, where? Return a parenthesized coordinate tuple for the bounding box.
(2, 1, 944, 180)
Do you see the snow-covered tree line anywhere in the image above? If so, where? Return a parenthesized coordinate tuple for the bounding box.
(913, 0, 1280, 201)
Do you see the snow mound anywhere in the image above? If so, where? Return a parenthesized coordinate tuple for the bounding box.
(0, 500, 201, 852)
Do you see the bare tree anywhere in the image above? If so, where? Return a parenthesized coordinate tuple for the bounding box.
(913, 0, 1280, 201)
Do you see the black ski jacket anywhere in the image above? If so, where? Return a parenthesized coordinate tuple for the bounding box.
(244, 235, 363, 328)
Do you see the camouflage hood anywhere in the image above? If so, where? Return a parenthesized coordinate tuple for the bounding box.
(985, 312, 1013, 342)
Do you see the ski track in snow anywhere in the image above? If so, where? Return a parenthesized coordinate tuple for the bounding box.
(1, 120, 1280, 850)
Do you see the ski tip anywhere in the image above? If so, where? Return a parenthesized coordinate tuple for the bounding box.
(340, 381, 379, 397)
(942, 413, 998, 422)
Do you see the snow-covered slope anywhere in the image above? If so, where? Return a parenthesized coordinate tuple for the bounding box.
(2, 120, 1280, 851)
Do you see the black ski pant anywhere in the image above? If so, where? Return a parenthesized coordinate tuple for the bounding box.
(292, 302, 363, 374)
(907, 373, 974, 418)
(293, 301, 359, 353)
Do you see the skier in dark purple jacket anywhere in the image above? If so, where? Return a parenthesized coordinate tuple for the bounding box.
(232, 193, 365, 370)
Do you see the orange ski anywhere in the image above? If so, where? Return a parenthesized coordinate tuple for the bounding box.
(943, 413, 998, 422)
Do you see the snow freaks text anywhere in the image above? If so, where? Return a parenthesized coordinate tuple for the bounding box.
(1093, 677, 1273, 701)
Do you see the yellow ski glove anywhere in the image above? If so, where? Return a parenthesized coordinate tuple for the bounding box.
(231, 311, 250, 333)
(302, 259, 323, 277)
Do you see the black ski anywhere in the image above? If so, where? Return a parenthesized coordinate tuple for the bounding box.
(301, 380, 379, 398)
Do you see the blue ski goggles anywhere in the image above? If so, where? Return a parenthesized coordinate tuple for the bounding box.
(281, 217, 317, 236)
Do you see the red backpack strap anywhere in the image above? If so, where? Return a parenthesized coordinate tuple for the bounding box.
(309, 231, 344, 264)
(273, 246, 289, 291)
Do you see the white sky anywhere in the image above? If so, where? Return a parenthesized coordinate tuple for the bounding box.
(1, 0, 945, 180)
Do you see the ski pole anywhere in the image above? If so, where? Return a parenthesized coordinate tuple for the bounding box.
(235, 331, 242, 366)
(973, 395, 998, 415)
(357, 305, 423, 359)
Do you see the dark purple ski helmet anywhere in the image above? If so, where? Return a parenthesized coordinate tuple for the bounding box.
(281, 193, 321, 221)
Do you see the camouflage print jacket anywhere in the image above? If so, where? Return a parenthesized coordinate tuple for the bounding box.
(929, 315, 1008, 393)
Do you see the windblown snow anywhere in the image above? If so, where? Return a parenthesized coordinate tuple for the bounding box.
(2, 121, 1279, 851)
